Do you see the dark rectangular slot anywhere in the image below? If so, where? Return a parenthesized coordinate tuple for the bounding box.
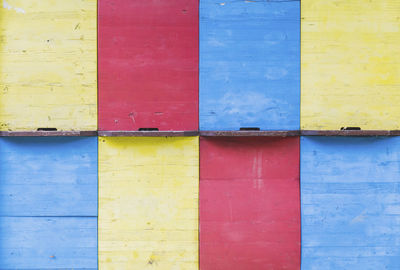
(240, 127, 260, 131)
(138, 128, 159, 131)
(37, 128, 57, 131)
(340, 127, 361, 130)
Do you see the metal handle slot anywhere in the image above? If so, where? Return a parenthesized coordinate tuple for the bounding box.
(240, 127, 260, 131)
(37, 128, 58, 131)
(340, 127, 361, 131)
(138, 128, 159, 131)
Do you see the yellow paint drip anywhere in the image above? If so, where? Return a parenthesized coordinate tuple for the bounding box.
(301, 0, 400, 130)
(0, 0, 97, 131)
(99, 137, 199, 270)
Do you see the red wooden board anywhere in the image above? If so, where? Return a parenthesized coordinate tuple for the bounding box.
(200, 137, 300, 269)
(98, 0, 198, 131)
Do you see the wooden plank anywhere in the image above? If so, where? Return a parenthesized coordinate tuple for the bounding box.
(98, 130, 198, 137)
(301, 137, 400, 269)
(99, 137, 199, 269)
(0, 131, 98, 137)
(0, 137, 97, 216)
(200, 137, 300, 269)
(301, 130, 400, 136)
(0, 217, 97, 269)
(99, 0, 199, 131)
(200, 130, 300, 137)
(0, 0, 97, 131)
(301, 0, 400, 130)
(200, 0, 300, 131)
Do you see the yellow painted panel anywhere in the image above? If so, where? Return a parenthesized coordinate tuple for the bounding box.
(99, 137, 199, 270)
(301, 0, 400, 130)
(0, 0, 97, 131)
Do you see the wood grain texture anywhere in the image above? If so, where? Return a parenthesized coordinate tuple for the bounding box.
(0, 0, 97, 131)
(200, 0, 300, 131)
(0, 137, 98, 269)
(99, 0, 198, 131)
(301, 0, 400, 130)
(301, 137, 400, 269)
(0, 137, 98, 216)
(200, 137, 300, 270)
(0, 217, 97, 269)
(99, 137, 199, 269)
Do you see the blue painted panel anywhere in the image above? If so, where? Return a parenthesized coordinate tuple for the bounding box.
(0, 217, 97, 269)
(0, 137, 97, 216)
(301, 137, 400, 270)
(200, 0, 300, 130)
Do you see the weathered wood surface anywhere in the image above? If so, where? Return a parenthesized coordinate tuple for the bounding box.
(0, 137, 98, 268)
(301, 0, 400, 130)
(200, 130, 300, 137)
(301, 137, 400, 269)
(0, 131, 98, 136)
(99, 137, 199, 269)
(0, 0, 97, 131)
(200, 137, 300, 269)
(0, 217, 97, 269)
(200, 0, 300, 131)
(98, 130, 198, 137)
(301, 130, 400, 137)
(0, 137, 98, 216)
(99, 0, 198, 131)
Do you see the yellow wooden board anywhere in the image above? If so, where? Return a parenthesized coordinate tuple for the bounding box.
(301, 0, 400, 130)
(0, 0, 97, 131)
(99, 137, 199, 270)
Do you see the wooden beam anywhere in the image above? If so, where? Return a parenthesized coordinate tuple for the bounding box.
(0, 131, 98, 137)
(301, 130, 400, 136)
(200, 131, 300, 137)
(98, 131, 199, 137)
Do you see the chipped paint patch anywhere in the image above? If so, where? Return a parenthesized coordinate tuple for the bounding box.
(264, 67, 288, 80)
(3, 0, 25, 13)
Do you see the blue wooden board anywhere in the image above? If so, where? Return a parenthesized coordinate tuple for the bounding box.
(0, 217, 97, 269)
(0, 137, 97, 216)
(301, 137, 400, 270)
(0, 137, 98, 269)
(199, 0, 300, 131)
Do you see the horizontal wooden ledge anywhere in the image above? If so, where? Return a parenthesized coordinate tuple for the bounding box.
(201, 130, 400, 137)
(301, 130, 400, 136)
(0, 131, 98, 137)
(200, 131, 300, 137)
(98, 131, 199, 137)
(2, 130, 399, 137)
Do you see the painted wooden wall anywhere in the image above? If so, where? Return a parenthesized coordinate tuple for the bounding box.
(0, 0, 97, 131)
(301, 137, 400, 269)
(200, 137, 300, 269)
(199, 0, 300, 131)
(99, 0, 199, 131)
(301, 0, 400, 130)
(0, 137, 98, 269)
(99, 137, 199, 269)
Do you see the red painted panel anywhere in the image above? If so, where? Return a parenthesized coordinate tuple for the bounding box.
(200, 137, 300, 270)
(98, 0, 198, 131)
